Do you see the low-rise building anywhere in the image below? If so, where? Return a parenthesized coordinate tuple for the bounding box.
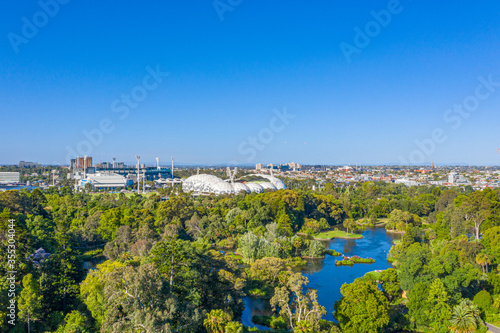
(80, 173, 133, 190)
(0, 172, 20, 184)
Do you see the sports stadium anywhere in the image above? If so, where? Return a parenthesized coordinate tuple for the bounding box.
(182, 173, 286, 195)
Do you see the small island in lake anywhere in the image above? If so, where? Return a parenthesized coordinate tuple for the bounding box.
(335, 255, 375, 266)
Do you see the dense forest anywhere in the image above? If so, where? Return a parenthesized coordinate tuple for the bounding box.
(1, 181, 500, 332)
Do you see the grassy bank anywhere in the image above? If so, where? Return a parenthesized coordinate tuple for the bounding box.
(314, 230, 363, 240)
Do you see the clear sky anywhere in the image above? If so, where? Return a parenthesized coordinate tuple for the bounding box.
(1, 1, 500, 166)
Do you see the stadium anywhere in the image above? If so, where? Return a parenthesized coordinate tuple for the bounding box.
(182, 173, 286, 195)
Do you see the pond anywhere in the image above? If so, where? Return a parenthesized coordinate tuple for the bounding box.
(241, 227, 398, 327)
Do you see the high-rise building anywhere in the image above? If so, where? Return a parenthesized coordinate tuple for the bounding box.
(72, 156, 93, 170)
(289, 162, 302, 171)
(448, 172, 457, 184)
(255, 163, 263, 171)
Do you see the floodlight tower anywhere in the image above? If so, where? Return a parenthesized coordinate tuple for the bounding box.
(112, 157, 116, 169)
(171, 157, 174, 179)
(136, 155, 141, 193)
(156, 157, 160, 170)
(83, 155, 88, 179)
(231, 167, 237, 184)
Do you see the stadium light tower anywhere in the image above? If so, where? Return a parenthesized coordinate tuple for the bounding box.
(136, 155, 141, 193)
(171, 156, 174, 179)
(156, 157, 160, 170)
(52, 169, 57, 186)
(112, 157, 116, 169)
(83, 155, 87, 179)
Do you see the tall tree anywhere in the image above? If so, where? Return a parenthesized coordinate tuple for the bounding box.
(425, 278, 452, 331)
(270, 272, 326, 332)
(18, 273, 42, 332)
(460, 191, 490, 240)
(334, 278, 389, 333)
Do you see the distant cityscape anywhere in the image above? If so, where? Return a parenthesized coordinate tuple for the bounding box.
(1, 156, 499, 193)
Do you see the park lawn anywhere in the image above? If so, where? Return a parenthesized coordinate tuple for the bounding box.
(364, 271, 381, 281)
(314, 230, 363, 240)
(377, 218, 389, 224)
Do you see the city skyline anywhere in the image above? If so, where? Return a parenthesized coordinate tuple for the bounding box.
(2, 1, 500, 165)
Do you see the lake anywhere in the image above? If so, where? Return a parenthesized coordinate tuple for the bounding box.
(241, 227, 398, 327)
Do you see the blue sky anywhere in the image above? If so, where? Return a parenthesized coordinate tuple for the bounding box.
(1, 1, 500, 166)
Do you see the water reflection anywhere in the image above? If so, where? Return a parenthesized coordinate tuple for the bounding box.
(342, 239, 356, 254)
(241, 297, 272, 330)
(301, 258, 324, 274)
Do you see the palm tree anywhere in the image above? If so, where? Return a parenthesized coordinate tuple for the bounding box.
(449, 299, 481, 333)
(295, 320, 313, 333)
(485, 254, 492, 273)
(476, 253, 491, 274)
(203, 309, 231, 333)
(343, 219, 356, 236)
(476, 253, 487, 274)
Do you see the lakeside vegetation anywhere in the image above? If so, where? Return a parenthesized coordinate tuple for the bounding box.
(1, 181, 500, 332)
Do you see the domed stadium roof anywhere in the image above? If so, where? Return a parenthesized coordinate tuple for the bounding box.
(248, 174, 286, 190)
(232, 182, 250, 193)
(260, 182, 277, 190)
(245, 182, 264, 193)
(182, 173, 284, 195)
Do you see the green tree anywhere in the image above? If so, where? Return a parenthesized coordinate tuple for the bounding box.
(473, 290, 492, 314)
(407, 282, 429, 328)
(379, 268, 400, 301)
(476, 253, 492, 274)
(250, 257, 286, 284)
(204, 309, 231, 333)
(224, 321, 244, 333)
(459, 191, 490, 240)
(426, 278, 452, 331)
(334, 278, 389, 333)
(18, 273, 42, 332)
(449, 299, 482, 333)
(270, 272, 326, 332)
(292, 236, 303, 256)
(55, 311, 90, 333)
(482, 226, 500, 265)
(80, 260, 126, 326)
(343, 219, 356, 236)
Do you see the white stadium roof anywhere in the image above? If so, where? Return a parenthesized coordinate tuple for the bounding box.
(182, 173, 285, 195)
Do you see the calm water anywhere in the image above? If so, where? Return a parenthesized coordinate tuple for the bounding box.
(241, 227, 398, 327)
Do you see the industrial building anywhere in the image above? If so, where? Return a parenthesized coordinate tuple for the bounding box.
(0, 172, 20, 184)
